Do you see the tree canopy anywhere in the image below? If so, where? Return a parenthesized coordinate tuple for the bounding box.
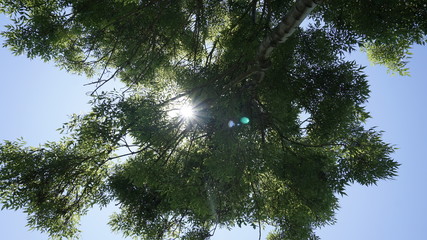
(1, 0, 424, 239)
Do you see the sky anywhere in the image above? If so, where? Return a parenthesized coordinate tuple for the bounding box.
(1, 14, 427, 240)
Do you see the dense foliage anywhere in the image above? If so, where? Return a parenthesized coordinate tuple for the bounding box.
(1, 0, 424, 239)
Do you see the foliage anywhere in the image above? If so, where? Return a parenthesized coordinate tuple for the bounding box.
(317, 0, 427, 75)
(1, 0, 420, 239)
(361, 40, 413, 76)
(0, 139, 111, 239)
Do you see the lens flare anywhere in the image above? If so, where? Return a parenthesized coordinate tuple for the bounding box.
(228, 120, 235, 128)
(240, 117, 250, 124)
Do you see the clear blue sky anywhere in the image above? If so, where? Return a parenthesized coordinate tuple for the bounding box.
(1, 14, 427, 239)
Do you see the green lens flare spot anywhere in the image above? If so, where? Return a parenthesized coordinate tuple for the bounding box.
(240, 117, 250, 124)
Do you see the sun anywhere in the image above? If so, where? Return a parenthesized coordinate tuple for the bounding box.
(166, 101, 195, 120)
(179, 105, 194, 119)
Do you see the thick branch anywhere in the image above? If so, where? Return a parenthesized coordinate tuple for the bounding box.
(256, 0, 322, 69)
(225, 0, 321, 89)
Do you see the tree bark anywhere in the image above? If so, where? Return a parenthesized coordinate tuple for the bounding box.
(256, 0, 322, 70)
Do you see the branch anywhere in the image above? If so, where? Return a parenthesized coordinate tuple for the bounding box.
(108, 144, 151, 161)
(256, 0, 322, 70)
(224, 0, 322, 89)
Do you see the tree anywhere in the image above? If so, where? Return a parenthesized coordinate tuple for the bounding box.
(2, 0, 424, 239)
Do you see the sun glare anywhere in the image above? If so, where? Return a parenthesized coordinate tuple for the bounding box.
(179, 105, 194, 119)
